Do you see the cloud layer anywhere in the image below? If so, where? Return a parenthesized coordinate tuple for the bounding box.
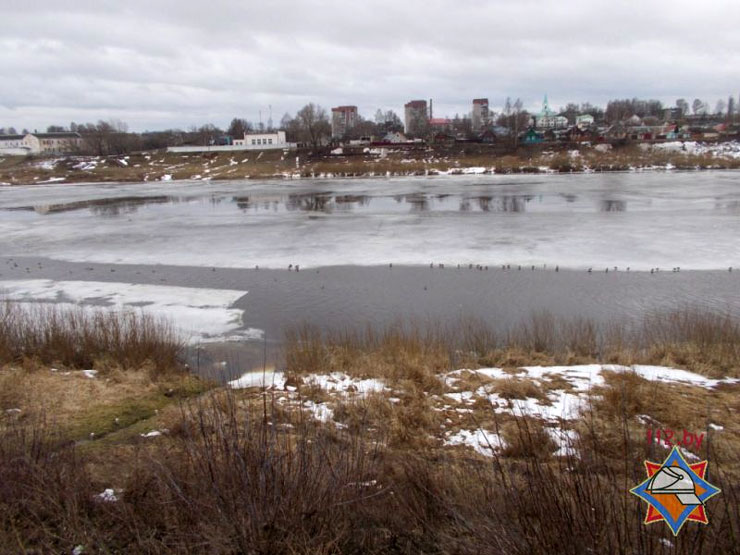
(2, 0, 739, 131)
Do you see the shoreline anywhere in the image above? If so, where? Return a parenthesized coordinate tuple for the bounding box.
(2, 141, 740, 186)
(1, 161, 738, 187)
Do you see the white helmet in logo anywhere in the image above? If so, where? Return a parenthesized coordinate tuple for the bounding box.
(647, 466, 702, 505)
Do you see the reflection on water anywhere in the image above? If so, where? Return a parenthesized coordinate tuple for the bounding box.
(11, 179, 740, 223)
(715, 199, 740, 212)
(407, 193, 429, 212)
(21, 196, 175, 216)
(2, 172, 739, 272)
(286, 192, 334, 212)
(335, 194, 371, 207)
(601, 200, 627, 212)
(226, 192, 539, 214)
(13, 189, 730, 218)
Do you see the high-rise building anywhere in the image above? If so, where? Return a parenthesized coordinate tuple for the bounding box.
(404, 100, 428, 136)
(471, 98, 490, 131)
(331, 106, 359, 138)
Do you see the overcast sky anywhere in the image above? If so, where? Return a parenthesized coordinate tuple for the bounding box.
(2, 0, 739, 132)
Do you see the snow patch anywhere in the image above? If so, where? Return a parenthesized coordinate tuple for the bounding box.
(228, 370, 286, 390)
(95, 488, 119, 502)
(302, 400, 334, 422)
(445, 429, 506, 456)
(140, 430, 168, 438)
(304, 372, 387, 395)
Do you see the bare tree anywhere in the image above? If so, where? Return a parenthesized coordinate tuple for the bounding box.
(78, 120, 133, 155)
(295, 103, 330, 148)
(606, 98, 663, 122)
(675, 98, 689, 117)
(692, 99, 704, 115)
(715, 99, 726, 115)
(497, 97, 527, 146)
(560, 103, 580, 124)
(227, 118, 251, 139)
(195, 124, 222, 146)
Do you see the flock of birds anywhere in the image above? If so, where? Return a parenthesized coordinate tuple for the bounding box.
(273, 262, 736, 274)
(1, 258, 735, 278)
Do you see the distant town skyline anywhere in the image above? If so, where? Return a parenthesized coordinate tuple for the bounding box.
(2, 0, 739, 132)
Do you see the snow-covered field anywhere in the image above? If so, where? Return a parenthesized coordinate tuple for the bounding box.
(0, 279, 257, 343)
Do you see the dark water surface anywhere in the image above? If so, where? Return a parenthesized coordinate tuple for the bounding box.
(2, 256, 738, 378)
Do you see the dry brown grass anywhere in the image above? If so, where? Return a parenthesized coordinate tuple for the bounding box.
(2, 385, 738, 554)
(500, 418, 556, 458)
(490, 377, 548, 401)
(1, 306, 740, 552)
(0, 301, 183, 374)
(3, 143, 740, 185)
(286, 308, 740, 382)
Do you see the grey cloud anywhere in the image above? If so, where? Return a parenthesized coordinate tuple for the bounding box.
(1, 0, 739, 131)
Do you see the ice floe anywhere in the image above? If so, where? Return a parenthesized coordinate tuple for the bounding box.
(0, 279, 252, 343)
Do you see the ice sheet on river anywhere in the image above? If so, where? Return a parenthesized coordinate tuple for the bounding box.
(1, 173, 739, 270)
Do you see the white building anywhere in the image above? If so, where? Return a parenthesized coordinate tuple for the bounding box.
(534, 95, 569, 130)
(576, 114, 595, 129)
(382, 131, 408, 143)
(0, 134, 29, 155)
(0, 132, 82, 155)
(233, 130, 289, 148)
(168, 130, 295, 153)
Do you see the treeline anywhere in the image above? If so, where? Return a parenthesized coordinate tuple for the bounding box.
(4, 95, 738, 156)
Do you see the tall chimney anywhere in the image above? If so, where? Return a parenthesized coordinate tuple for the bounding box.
(429, 98, 433, 119)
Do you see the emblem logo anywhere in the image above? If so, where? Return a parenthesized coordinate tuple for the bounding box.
(630, 446, 721, 535)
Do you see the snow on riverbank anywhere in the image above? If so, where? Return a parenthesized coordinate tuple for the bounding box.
(652, 141, 740, 159)
(444, 364, 737, 423)
(441, 364, 736, 458)
(0, 279, 256, 343)
(226, 363, 735, 461)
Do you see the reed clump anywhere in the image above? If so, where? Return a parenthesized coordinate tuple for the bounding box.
(0, 301, 183, 374)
